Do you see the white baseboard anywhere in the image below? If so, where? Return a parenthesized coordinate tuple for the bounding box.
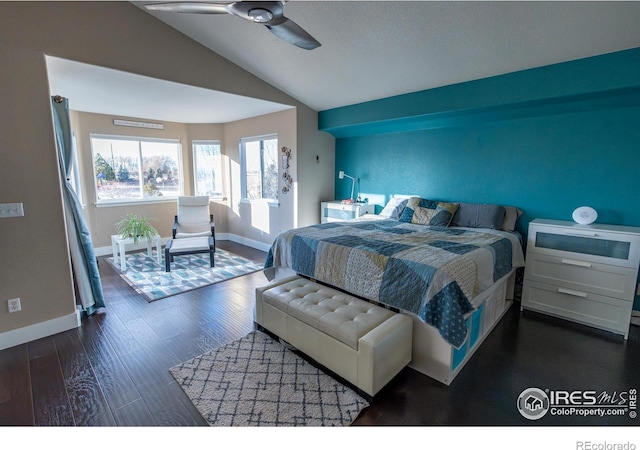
(93, 233, 272, 256)
(225, 233, 272, 253)
(0, 306, 82, 351)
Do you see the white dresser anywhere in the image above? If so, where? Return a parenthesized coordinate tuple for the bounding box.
(321, 201, 375, 223)
(522, 219, 640, 339)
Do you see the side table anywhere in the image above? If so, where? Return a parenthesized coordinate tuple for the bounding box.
(111, 234, 162, 271)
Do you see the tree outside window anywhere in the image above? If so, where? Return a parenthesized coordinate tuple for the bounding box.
(193, 140, 223, 198)
(241, 135, 278, 201)
(91, 135, 181, 203)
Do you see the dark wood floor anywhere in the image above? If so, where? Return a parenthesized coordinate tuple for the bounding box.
(1, 240, 639, 432)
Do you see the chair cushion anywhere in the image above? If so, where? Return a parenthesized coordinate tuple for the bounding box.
(176, 196, 212, 235)
(177, 220, 211, 234)
(178, 196, 210, 206)
(168, 237, 210, 253)
(175, 230, 213, 238)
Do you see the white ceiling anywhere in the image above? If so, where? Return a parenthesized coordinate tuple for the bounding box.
(45, 56, 294, 123)
(47, 1, 640, 123)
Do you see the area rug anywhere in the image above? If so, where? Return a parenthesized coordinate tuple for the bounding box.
(105, 249, 263, 302)
(169, 330, 370, 426)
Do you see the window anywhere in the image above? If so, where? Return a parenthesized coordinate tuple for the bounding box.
(193, 140, 223, 198)
(240, 135, 278, 201)
(91, 134, 181, 203)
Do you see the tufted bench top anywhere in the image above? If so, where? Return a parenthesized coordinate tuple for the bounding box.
(262, 277, 395, 350)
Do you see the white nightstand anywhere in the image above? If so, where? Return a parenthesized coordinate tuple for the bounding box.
(521, 219, 640, 339)
(321, 201, 375, 223)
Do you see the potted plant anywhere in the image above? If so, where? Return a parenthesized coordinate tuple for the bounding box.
(115, 214, 159, 244)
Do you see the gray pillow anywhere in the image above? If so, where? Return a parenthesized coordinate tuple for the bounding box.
(450, 203, 506, 229)
(502, 206, 523, 231)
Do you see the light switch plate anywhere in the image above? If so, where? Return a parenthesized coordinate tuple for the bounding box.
(0, 203, 24, 218)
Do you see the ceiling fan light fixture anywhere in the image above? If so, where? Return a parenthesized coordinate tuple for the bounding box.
(248, 8, 273, 23)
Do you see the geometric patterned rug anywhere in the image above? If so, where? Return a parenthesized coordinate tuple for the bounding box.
(105, 249, 263, 302)
(169, 330, 370, 426)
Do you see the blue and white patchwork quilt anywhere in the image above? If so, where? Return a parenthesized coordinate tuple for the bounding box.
(265, 219, 525, 348)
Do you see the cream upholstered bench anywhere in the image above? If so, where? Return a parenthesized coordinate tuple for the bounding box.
(255, 275, 412, 396)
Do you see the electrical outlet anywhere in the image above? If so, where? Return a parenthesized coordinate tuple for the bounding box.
(8, 298, 21, 313)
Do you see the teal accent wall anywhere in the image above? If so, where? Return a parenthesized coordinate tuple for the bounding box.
(333, 107, 640, 231)
(320, 47, 640, 310)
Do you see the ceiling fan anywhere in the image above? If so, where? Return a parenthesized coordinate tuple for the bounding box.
(143, 1, 321, 50)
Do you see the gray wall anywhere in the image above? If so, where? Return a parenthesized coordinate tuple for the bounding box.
(0, 1, 333, 339)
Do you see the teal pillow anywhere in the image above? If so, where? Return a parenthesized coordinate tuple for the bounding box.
(399, 197, 459, 227)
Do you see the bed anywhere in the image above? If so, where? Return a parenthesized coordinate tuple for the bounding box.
(264, 197, 526, 385)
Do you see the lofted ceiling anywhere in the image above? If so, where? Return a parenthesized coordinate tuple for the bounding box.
(48, 1, 640, 123)
(46, 55, 294, 123)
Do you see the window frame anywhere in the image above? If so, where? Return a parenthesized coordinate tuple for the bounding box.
(239, 134, 279, 202)
(90, 133, 183, 206)
(192, 139, 224, 200)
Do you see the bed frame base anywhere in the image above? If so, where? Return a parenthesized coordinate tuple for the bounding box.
(407, 270, 515, 385)
(262, 268, 517, 387)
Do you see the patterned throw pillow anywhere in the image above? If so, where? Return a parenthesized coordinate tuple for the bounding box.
(399, 197, 459, 227)
(379, 197, 409, 220)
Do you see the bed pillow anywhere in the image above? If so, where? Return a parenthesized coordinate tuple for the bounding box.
(379, 197, 409, 220)
(502, 206, 523, 231)
(399, 197, 459, 227)
(450, 203, 506, 229)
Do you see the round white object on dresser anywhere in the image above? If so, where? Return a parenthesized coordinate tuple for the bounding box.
(572, 206, 598, 224)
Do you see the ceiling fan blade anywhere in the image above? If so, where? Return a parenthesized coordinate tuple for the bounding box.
(145, 1, 321, 50)
(143, 2, 232, 14)
(226, 2, 320, 50)
(267, 17, 321, 50)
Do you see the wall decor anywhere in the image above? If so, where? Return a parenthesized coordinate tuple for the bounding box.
(281, 146, 293, 194)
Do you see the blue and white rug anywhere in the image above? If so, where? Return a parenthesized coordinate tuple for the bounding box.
(106, 249, 263, 302)
(170, 330, 370, 426)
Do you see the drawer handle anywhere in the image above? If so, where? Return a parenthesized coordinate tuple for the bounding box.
(557, 287, 588, 298)
(564, 231, 599, 237)
(561, 258, 592, 268)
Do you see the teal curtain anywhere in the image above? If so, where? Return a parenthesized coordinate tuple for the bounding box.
(51, 96, 105, 314)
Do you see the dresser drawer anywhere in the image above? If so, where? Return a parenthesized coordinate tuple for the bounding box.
(522, 280, 633, 337)
(524, 253, 637, 301)
(527, 221, 640, 268)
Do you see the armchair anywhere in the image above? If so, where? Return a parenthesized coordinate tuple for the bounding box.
(172, 196, 215, 251)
